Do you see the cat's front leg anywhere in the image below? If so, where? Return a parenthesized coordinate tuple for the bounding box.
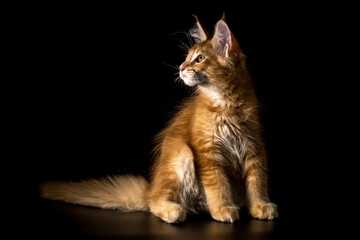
(198, 155, 240, 223)
(244, 155, 278, 220)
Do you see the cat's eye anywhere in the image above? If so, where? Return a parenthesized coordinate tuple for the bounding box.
(195, 54, 205, 63)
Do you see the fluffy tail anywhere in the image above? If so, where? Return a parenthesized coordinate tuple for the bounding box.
(40, 175, 149, 212)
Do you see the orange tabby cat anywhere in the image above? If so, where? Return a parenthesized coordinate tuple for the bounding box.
(40, 16, 278, 223)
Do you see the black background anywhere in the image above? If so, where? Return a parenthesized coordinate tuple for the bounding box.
(7, 2, 352, 236)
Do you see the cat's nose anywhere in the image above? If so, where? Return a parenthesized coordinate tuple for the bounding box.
(179, 65, 185, 72)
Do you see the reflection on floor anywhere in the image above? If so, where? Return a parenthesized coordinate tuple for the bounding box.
(31, 199, 283, 240)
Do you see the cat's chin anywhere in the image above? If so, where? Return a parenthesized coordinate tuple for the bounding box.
(180, 70, 209, 87)
(180, 74, 209, 87)
(180, 77, 199, 87)
(183, 80, 199, 87)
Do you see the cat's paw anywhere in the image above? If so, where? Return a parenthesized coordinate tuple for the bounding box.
(210, 206, 240, 223)
(158, 204, 186, 224)
(162, 205, 186, 223)
(149, 201, 186, 223)
(249, 202, 278, 220)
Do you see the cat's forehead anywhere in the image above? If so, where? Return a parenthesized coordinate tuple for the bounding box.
(187, 41, 212, 60)
(190, 41, 209, 52)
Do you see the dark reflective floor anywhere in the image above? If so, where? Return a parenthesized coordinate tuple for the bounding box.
(28, 199, 286, 240)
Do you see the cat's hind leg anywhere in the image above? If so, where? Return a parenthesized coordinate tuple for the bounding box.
(147, 141, 196, 223)
(148, 200, 186, 223)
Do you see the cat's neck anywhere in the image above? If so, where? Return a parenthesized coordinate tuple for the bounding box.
(197, 67, 257, 109)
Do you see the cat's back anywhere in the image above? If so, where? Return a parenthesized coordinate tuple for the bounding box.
(156, 96, 197, 142)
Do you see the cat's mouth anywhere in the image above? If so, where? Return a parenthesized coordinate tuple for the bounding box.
(180, 71, 209, 87)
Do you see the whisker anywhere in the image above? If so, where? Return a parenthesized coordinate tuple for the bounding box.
(169, 31, 195, 52)
(168, 31, 188, 37)
(175, 39, 191, 51)
(174, 76, 181, 83)
(161, 62, 179, 70)
(184, 32, 194, 48)
(177, 44, 190, 52)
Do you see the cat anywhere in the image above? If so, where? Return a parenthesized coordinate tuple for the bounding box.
(40, 15, 278, 223)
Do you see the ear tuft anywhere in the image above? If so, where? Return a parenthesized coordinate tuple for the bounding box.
(221, 12, 226, 21)
(192, 14, 201, 23)
(189, 15, 208, 43)
(213, 20, 232, 57)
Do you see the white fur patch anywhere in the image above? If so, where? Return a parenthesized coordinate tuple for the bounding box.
(176, 156, 197, 192)
(175, 152, 200, 211)
(214, 116, 250, 169)
(180, 71, 198, 87)
(199, 85, 227, 108)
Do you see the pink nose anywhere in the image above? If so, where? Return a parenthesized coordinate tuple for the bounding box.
(179, 65, 185, 72)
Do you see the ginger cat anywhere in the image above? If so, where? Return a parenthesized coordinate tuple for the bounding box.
(40, 16, 278, 223)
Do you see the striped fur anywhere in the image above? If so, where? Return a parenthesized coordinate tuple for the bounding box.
(40, 16, 278, 223)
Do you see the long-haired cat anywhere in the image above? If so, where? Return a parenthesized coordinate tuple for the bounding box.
(40, 16, 278, 223)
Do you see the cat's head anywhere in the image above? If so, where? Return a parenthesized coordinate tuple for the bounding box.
(179, 16, 245, 88)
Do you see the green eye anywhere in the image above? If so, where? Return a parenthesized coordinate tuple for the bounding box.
(196, 54, 205, 63)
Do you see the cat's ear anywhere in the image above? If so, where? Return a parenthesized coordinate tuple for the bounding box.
(212, 20, 238, 58)
(189, 15, 209, 43)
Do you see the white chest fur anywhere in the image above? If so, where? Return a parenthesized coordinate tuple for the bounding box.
(215, 117, 248, 167)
